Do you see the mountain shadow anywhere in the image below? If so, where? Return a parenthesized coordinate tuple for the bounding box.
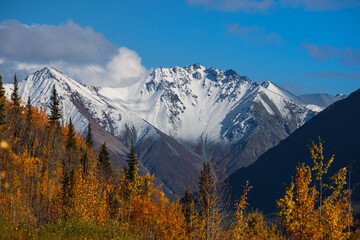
(228, 89, 360, 214)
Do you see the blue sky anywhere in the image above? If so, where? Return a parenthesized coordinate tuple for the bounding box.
(0, 0, 359, 95)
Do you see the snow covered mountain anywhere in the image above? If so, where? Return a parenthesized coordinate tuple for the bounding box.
(4, 64, 322, 197)
(4, 67, 203, 197)
(298, 93, 347, 108)
(98, 63, 319, 171)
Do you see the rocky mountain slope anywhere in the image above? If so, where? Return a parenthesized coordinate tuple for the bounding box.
(229, 89, 360, 213)
(98, 63, 320, 172)
(4, 64, 323, 197)
(4, 68, 202, 197)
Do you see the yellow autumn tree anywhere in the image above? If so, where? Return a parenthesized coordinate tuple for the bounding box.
(118, 172, 186, 239)
(277, 138, 353, 240)
(0, 141, 64, 226)
(72, 166, 110, 225)
(0, 90, 190, 238)
(233, 181, 284, 240)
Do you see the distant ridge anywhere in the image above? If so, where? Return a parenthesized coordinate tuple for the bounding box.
(229, 88, 360, 213)
(299, 93, 347, 108)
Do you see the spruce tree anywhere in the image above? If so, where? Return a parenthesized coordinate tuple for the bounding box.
(62, 117, 77, 209)
(11, 74, 21, 110)
(125, 140, 139, 183)
(86, 122, 93, 148)
(198, 162, 221, 239)
(24, 96, 34, 152)
(66, 117, 76, 150)
(0, 75, 6, 125)
(48, 86, 61, 127)
(198, 162, 214, 217)
(80, 148, 89, 177)
(140, 177, 149, 196)
(181, 189, 194, 227)
(26, 96, 33, 125)
(62, 169, 74, 209)
(97, 142, 112, 181)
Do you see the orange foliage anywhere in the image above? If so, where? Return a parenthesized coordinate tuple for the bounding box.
(124, 188, 186, 239)
(72, 167, 109, 225)
(0, 92, 357, 239)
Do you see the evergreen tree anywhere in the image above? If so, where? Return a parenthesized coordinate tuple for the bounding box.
(26, 96, 33, 125)
(198, 162, 214, 218)
(0, 75, 6, 125)
(97, 142, 112, 181)
(24, 96, 35, 152)
(66, 117, 76, 150)
(181, 189, 194, 233)
(80, 148, 89, 177)
(10, 74, 21, 110)
(62, 117, 77, 210)
(62, 168, 75, 209)
(125, 140, 139, 183)
(140, 177, 149, 196)
(86, 122, 93, 148)
(197, 161, 225, 240)
(48, 86, 61, 127)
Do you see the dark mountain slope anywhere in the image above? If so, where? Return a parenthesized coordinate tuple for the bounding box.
(228, 89, 360, 213)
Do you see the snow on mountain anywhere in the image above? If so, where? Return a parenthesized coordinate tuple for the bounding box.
(5, 67, 157, 143)
(4, 64, 323, 197)
(298, 93, 347, 108)
(97, 63, 320, 171)
(99, 64, 258, 143)
(100, 64, 317, 145)
(4, 67, 202, 197)
(261, 80, 305, 105)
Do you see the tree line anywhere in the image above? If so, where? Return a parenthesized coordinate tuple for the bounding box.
(0, 74, 359, 239)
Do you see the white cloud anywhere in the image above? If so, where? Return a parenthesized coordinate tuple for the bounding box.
(0, 20, 149, 87)
(65, 47, 150, 87)
(0, 19, 116, 64)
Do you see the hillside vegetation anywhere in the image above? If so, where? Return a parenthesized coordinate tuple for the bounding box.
(0, 75, 359, 239)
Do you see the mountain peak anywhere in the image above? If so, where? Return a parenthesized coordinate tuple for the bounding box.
(29, 66, 64, 81)
(260, 80, 272, 88)
(335, 93, 347, 99)
(224, 69, 238, 76)
(191, 62, 202, 69)
(184, 63, 206, 71)
(26, 67, 76, 87)
(37, 66, 63, 75)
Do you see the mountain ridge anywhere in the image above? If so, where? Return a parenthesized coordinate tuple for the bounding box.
(4, 64, 325, 198)
(298, 93, 347, 108)
(228, 88, 360, 213)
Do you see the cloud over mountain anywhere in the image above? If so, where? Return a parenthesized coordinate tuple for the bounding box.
(0, 20, 149, 87)
(0, 19, 115, 64)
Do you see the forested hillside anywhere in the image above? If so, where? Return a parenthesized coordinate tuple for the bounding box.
(0, 74, 359, 239)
